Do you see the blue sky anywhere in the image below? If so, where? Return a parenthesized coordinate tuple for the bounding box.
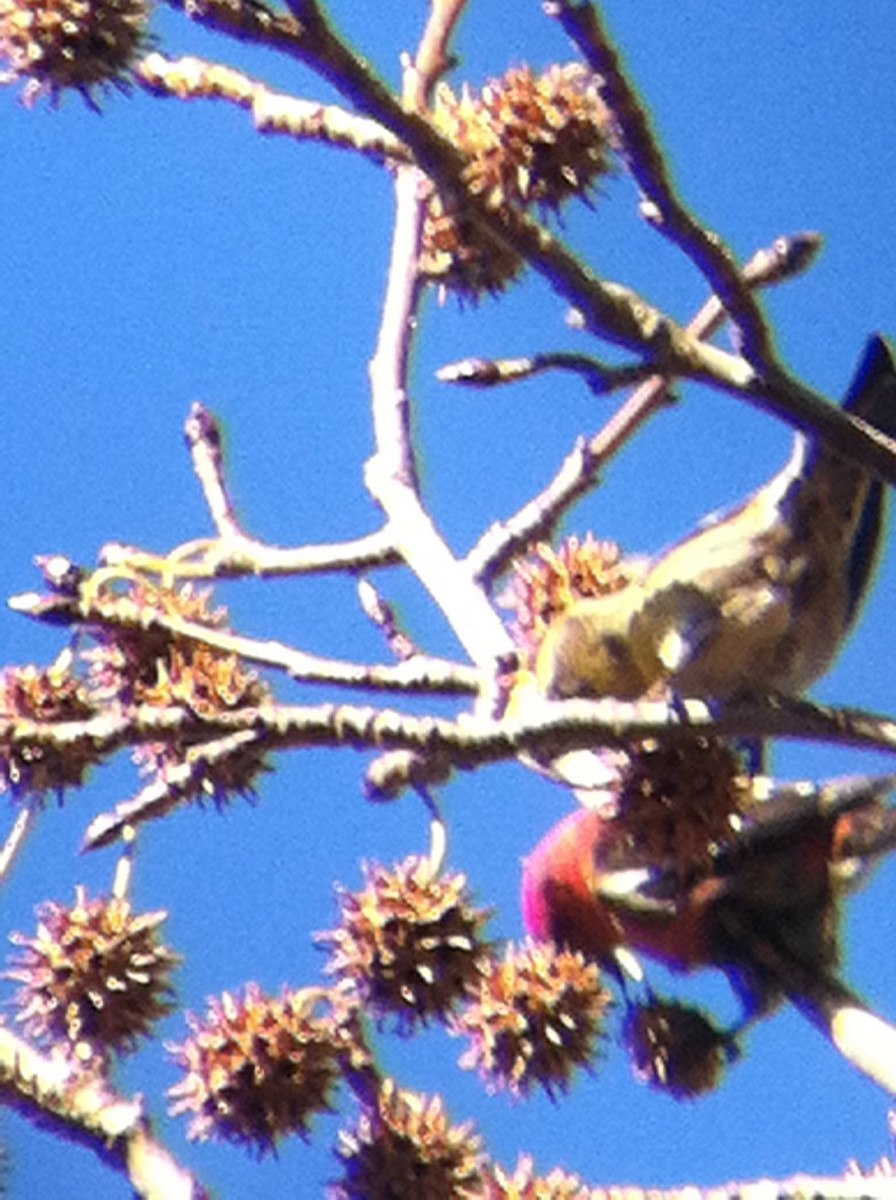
(3, 2, 896, 1196)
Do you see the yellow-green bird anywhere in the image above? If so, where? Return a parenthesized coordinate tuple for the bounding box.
(537, 335, 896, 702)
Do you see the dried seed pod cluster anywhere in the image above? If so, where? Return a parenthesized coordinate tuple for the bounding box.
(0, 654, 95, 798)
(7, 887, 179, 1063)
(168, 984, 353, 1154)
(0, 0, 150, 104)
(333, 1078, 484, 1200)
(422, 64, 613, 297)
(320, 856, 493, 1032)
(454, 940, 611, 1098)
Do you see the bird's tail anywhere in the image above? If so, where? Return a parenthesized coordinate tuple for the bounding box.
(814, 334, 896, 626)
(842, 334, 896, 433)
(717, 900, 896, 1095)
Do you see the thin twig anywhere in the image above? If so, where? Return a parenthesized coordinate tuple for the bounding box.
(363, 88, 513, 669)
(137, 53, 408, 162)
(408, 0, 471, 109)
(0, 804, 35, 887)
(13, 581, 481, 696)
(545, 0, 776, 371)
(357, 578, 422, 663)
(94, 527, 401, 581)
(417, 788, 448, 876)
(174, 401, 403, 577)
(183, 402, 243, 540)
(0, 1027, 207, 1198)
(466, 232, 822, 586)
(718, 903, 896, 1095)
(436, 352, 652, 395)
(83, 730, 265, 850)
(366, 168, 425, 494)
(111, 825, 137, 898)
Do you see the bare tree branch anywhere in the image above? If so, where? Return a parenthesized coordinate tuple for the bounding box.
(545, 0, 776, 370)
(137, 52, 408, 161)
(466, 232, 823, 586)
(0, 803, 35, 887)
(6, 692, 896, 807)
(0, 1028, 208, 1199)
(10, 584, 482, 695)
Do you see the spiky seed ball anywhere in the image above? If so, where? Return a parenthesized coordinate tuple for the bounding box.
(319, 857, 492, 1033)
(476, 64, 613, 211)
(500, 535, 635, 665)
(7, 886, 179, 1062)
(0, 0, 150, 105)
(421, 64, 612, 299)
(483, 1155, 593, 1200)
(332, 1078, 484, 1200)
(83, 579, 262, 710)
(131, 637, 272, 801)
(168, 984, 351, 1154)
(613, 737, 750, 884)
(421, 77, 522, 298)
(419, 189, 524, 301)
(0, 652, 96, 799)
(84, 579, 271, 800)
(453, 940, 611, 1099)
(622, 998, 732, 1100)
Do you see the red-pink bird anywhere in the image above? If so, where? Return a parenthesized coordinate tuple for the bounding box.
(522, 774, 896, 1036)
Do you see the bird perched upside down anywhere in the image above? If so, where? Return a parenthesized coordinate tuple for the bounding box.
(521, 771, 896, 1084)
(536, 335, 896, 702)
(520, 774, 896, 992)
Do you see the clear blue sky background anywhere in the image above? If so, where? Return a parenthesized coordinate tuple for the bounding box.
(3, 2, 896, 1196)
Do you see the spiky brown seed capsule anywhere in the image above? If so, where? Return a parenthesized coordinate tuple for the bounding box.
(475, 64, 613, 210)
(0, 651, 96, 798)
(453, 941, 611, 1099)
(83, 580, 263, 710)
(500, 535, 634, 665)
(7, 886, 179, 1062)
(622, 998, 732, 1100)
(612, 737, 750, 884)
(421, 64, 612, 298)
(332, 1078, 484, 1200)
(84, 579, 271, 799)
(420, 188, 524, 300)
(0, 0, 150, 105)
(320, 857, 492, 1033)
(168, 984, 352, 1154)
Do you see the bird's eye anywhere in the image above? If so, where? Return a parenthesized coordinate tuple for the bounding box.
(603, 635, 630, 665)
